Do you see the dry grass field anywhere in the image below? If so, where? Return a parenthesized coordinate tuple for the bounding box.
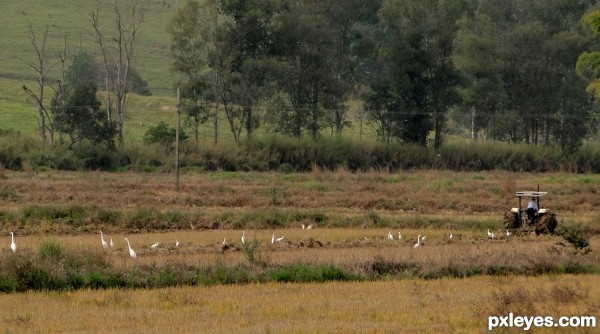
(0, 169, 599, 332)
(0, 169, 598, 232)
(0, 275, 598, 333)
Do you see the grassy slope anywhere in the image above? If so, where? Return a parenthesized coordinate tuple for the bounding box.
(0, 0, 177, 94)
(0, 1, 379, 143)
(0, 0, 187, 142)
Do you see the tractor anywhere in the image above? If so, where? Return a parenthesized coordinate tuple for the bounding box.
(503, 191, 558, 235)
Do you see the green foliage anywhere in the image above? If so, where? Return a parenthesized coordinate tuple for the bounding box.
(270, 264, 354, 283)
(240, 237, 265, 266)
(52, 82, 117, 149)
(556, 224, 591, 253)
(38, 239, 64, 260)
(143, 121, 188, 147)
(0, 274, 18, 293)
(22, 205, 87, 224)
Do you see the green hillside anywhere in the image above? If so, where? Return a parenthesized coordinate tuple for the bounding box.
(0, 1, 376, 143)
(0, 0, 180, 95)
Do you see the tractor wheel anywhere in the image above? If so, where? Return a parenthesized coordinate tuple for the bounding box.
(535, 212, 558, 235)
(503, 211, 520, 229)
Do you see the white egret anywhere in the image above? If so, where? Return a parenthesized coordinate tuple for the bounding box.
(271, 233, 275, 244)
(421, 235, 426, 242)
(398, 232, 402, 240)
(491, 232, 496, 239)
(449, 233, 453, 240)
(222, 238, 226, 245)
(275, 236, 284, 243)
(124, 238, 137, 258)
(307, 224, 313, 229)
(110, 238, 114, 248)
(175, 240, 180, 247)
(387, 231, 394, 240)
(506, 230, 511, 237)
(100, 231, 109, 249)
(241, 231, 246, 245)
(414, 234, 421, 248)
(150, 241, 160, 249)
(301, 224, 306, 229)
(10, 232, 17, 253)
(487, 229, 493, 238)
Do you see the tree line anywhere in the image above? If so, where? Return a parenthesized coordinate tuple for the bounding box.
(21, 0, 600, 154)
(169, 0, 600, 152)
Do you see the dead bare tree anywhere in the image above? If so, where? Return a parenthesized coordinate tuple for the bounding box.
(89, 0, 147, 146)
(22, 23, 55, 143)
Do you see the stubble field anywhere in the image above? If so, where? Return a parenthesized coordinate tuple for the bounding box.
(0, 169, 599, 332)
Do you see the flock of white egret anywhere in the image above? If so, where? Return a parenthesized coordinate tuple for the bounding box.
(6, 227, 513, 258)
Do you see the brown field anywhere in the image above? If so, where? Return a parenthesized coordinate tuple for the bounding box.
(0, 170, 599, 332)
(0, 169, 598, 233)
(5, 229, 600, 273)
(0, 275, 598, 333)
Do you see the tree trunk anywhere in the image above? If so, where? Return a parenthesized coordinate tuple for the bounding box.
(471, 106, 476, 140)
(244, 105, 252, 139)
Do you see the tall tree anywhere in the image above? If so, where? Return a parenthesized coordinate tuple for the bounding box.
(577, 11, 600, 95)
(22, 24, 55, 144)
(52, 82, 117, 149)
(89, 0, 147, 146)
(216, 0, 280, 141)
(369, 0, 471, 148)
(453, 13, 505, 141)
(168, 0, 213, 144)
(270, 0, 337, 139)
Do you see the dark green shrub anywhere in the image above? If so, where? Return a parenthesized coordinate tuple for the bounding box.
(144, 121, 188, 147)
(21, 205, 87, 224)
(95, 208, 123, 226)
(149, 266, 178, 288)
(88, 271, 121, 289)
(38, 239, 64, 260)
(0, 274, 17, 293)
(270, 264, 352, 283)
(72, 143, 117, 170)
(556, 224, 591, 253)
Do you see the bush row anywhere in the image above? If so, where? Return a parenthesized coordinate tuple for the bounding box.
(0, 240, 597, 293)
(0, 206, 513, 235)
(4, 205, 599, 234)
(1, 130, 599, 173)
(0, 205, 337, 232)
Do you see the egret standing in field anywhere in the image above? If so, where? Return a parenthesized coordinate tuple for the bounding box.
(449, 233, 453, 240)
(241, 231, 246, 245)
(110, 238, 114, 248)
(398, 232, 402, 241)
(506, 230, 511, 237)
(175, 240, 180, 247)
(100, 231, 109, 249)
(10, 232, 17, 253)
(271, 233, 275, 244)
(150, 241, 160, 250)
(387, 231, 394, 240)
(275, 236, 284, 243)
(124, 237, 137, 259)
(414, 234, 421, 248)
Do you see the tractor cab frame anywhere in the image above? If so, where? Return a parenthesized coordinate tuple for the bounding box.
(504, 191, 558, 235)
